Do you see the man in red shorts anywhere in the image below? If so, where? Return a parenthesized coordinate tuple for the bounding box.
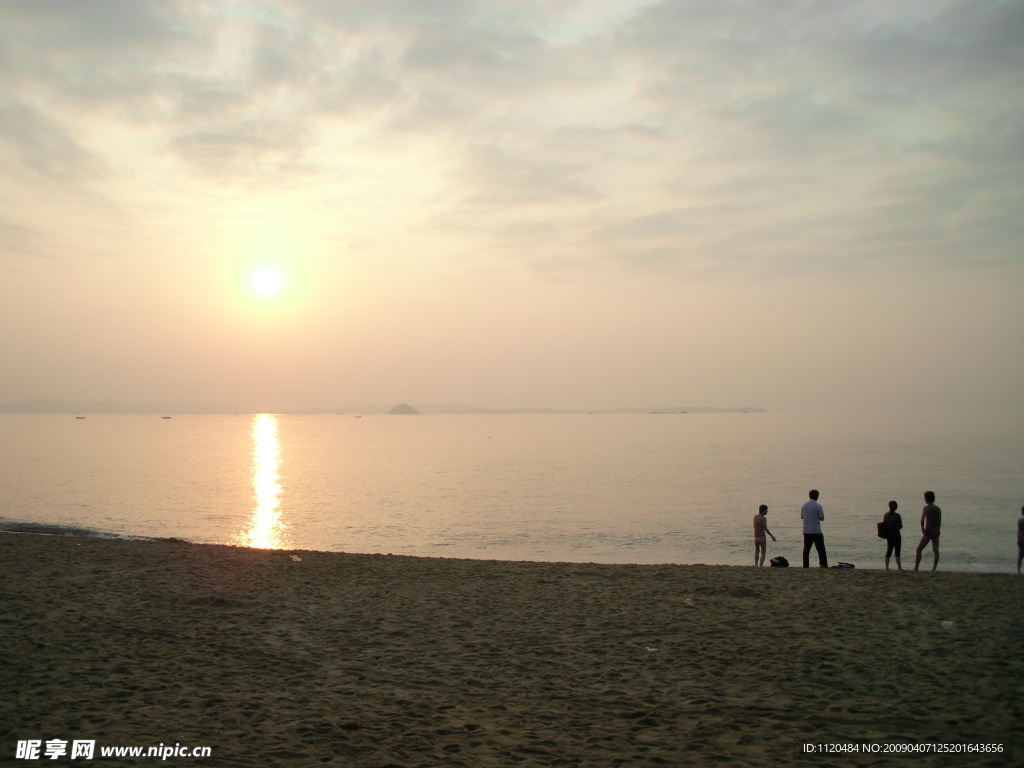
(914, 490, 942, 572)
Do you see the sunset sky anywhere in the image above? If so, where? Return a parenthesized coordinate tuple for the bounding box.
(2, 0, 1022, 412)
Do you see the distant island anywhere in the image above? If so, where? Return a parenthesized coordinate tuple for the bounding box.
(0, 399, 767, 415)
(387, 403, 420, 415)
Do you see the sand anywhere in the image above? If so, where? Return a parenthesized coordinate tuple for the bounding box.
(1, 533, 1021, 767)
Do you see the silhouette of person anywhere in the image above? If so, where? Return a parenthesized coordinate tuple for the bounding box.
(882, 500, 903, 571)
(800, 489, 827, 568)
(753, 505, 776, 567)
(1016, 505, 1023, 575)
(914, 490, 942, 572)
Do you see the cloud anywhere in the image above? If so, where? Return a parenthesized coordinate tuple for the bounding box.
(399, 22, 551, 89)
(2, 0, 196, 53)
(173, 84, 249, 123)
(314, 68, 408, 116)
(0, 0, 211, 113)
(1, 0, 1021, 280)
(168, 119, 314, 178)
(449, 141, 599, 207)
(0, 97, 106, 181)
(0, 1, 1021, 412)
(0, 217, 41, 260)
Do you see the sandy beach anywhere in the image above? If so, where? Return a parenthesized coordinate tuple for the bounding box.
(1, 533, 1021, 767)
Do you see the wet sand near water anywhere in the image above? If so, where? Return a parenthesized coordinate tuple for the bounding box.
(1, 532, 1021, 766)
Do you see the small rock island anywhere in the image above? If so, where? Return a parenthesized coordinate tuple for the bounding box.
(387, 403, 420, 415)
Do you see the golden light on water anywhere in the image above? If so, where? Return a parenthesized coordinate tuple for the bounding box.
(238, 413, 288, 549)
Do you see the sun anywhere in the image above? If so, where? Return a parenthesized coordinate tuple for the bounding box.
(249, 266, 283, 298)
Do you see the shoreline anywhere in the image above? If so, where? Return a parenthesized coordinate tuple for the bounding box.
(0, 522, 1017, 574)
(2, 532, 1021, 766)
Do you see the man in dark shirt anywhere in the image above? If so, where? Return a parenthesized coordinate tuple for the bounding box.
(883, 500, 903, 571)
(1017, 506, 1023, 575)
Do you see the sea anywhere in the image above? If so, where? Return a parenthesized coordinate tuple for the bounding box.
(1, 411, 1021, 572)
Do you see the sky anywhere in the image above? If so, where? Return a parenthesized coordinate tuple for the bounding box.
(1, 0, 1022, 413)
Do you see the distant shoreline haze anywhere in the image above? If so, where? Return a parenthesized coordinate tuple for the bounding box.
(0, 399, 767, 415)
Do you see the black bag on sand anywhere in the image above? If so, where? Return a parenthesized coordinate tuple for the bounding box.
(769, 556, 789, 567)
(877, 521, 887, 539)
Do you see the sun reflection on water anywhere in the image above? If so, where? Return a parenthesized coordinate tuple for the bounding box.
(237, 413, 288, 549)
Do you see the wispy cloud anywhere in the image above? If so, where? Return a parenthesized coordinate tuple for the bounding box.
(0, 97, 107, 181)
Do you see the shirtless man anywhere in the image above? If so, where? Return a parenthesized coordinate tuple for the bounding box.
(914, 490, 942, 572)
(753, 505, 776, 567)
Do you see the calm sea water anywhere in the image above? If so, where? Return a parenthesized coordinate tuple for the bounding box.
(1, 412, 1021, 571)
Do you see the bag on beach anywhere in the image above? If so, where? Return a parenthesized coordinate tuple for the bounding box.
(876, 521, 887, 539)
(769, 556, 789, 567)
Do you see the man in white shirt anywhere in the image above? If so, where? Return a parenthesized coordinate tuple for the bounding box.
(801, 489, 828, 568)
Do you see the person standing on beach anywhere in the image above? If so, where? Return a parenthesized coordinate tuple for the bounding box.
(882, 500, 903, 571)
(914, 491, 942, 572)
(1016, 506, 1023, 574)
(753, 505, 777, 567)
(800, 489, 828, 568)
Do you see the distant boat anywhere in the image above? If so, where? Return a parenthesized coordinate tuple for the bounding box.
(161, 416, 172, 419)
(75, 416, 86, 419)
